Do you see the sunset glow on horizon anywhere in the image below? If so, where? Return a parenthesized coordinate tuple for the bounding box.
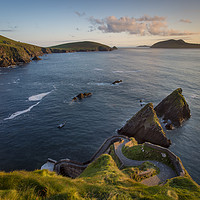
(0, 0, 200, 47)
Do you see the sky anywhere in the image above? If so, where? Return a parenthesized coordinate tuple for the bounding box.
(0, 0, 200, 47)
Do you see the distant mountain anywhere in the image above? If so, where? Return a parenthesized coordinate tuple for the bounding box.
(151, 39, 200, 48)
(50, 41, 115, 52)
(137, 45, 150, 48)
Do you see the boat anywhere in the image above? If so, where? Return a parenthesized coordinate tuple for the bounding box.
(57, 121, 66, 128)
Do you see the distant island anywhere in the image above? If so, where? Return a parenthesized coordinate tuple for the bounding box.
(137, 45, 150, 48)
(151, 39, 200, 48)
(0, 35, 117, 67)
(50, 41, 116, 52)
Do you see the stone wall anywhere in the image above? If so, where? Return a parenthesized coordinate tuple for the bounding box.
(54, 135, 129, 178)
(144, 142, 185, 176)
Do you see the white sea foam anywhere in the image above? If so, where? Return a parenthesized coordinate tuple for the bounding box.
(28, 91, 52, 101)
(87, 82, 111, 86)
(191, 94, 198, 99)
(94, 68, 103, 71)
(112, 70, 124, 73)
(112, 70, 141, 73)
(4, 102, 40, 120)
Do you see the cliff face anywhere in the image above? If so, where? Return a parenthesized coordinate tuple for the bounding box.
(0, 35, 51, 67)
(118, 103, 171, 148)
(155, 88, 191, 127)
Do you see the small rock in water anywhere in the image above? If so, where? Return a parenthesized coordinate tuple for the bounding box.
(165, 123, 173, 130)
(72, 92, 92, 102)
(112, 80, 122, 84)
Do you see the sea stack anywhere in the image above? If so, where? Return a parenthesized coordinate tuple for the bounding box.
(155, 88, 191, 127)
(118, 103, 171, 147)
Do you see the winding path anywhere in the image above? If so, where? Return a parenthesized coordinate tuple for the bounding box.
(114, 140, 177, 186)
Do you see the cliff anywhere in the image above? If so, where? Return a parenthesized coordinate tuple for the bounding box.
(151, 39, 200, 48)
(0, 35, 51, 67)
(118, 103, 171, 147)
(0, 154, 199, 199)
(155, 88, 191, 127)
(0, 35, 116, 67)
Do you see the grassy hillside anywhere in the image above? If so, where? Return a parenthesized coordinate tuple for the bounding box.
(0, 35, 51, 67)
(0, 154, 199, 200)
(151, 39, 200, 48)
(50, 41, 113, 52)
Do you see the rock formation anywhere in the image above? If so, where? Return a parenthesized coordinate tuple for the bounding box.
(72, 92, 92, 101)
(155, 88, 191, 127)
(112, 80, 122, 84)
(118, 103, 171, 147)
(32, 56, 42, 60)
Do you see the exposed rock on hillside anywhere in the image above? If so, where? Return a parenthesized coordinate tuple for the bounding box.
(118, 103, 171, 147)
(32, 56, 42, 60)
(155, 88, 191, 127)
(72, 92, 92, 101)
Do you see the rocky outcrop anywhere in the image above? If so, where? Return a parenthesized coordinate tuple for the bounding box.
(112, 80, 122, 84)
(72, 92, 92, 101)
(32, 56, 42, 60)
(118, 103, 171, 147)
(155, 88, 191, 127)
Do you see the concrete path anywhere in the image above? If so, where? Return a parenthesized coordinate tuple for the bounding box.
(114, 140, 177, 186)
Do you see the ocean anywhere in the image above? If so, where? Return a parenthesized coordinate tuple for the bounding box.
(0, 48, 199, 184)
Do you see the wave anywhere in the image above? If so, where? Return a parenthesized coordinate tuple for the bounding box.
(112, 70, 141, 73)
(28, 91, 52, 101)
(87, 82, 111, 86)
(4, 102, 40, 120)
(191, 94, 198, 99)
(94, 68, 103, 71)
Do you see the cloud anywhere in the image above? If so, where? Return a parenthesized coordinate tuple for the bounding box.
(0, 29, 15, 32)
(75, 11, 86, 17)
(136, 15, 166, 21)
(0, 26, 18, 32)
(89, 15, 196, 36)
(180, 19, 192, 23)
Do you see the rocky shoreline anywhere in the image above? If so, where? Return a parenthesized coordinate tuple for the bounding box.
(0, 35, 117, 68)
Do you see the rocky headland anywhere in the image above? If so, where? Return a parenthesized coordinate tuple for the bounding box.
(155, 88, 191, 127)
(0, 35, 117, 67)
(118, 103, 171, 148)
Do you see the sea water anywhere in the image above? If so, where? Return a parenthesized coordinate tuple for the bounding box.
(0, 48, 199, 183)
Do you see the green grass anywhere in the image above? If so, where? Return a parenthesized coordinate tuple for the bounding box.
(0, 154, 199, 199)
(0, 35, 49, 67)
(122, 144, 174, 169)
(109, 144, 122, 168)
(50, 41, 112, 51)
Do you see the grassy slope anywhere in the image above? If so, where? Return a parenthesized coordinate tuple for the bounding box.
(0, 154, 199, 200)
(151, 39, 200, 48)
(0, 35, 49, 67)
(50, 41, 112, 51)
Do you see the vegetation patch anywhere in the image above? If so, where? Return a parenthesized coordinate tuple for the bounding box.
(109, 145, 122, 168)
(122, 144, 174, 169)
(122, 161, 160, 182)
(0, 155, 199, 199)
